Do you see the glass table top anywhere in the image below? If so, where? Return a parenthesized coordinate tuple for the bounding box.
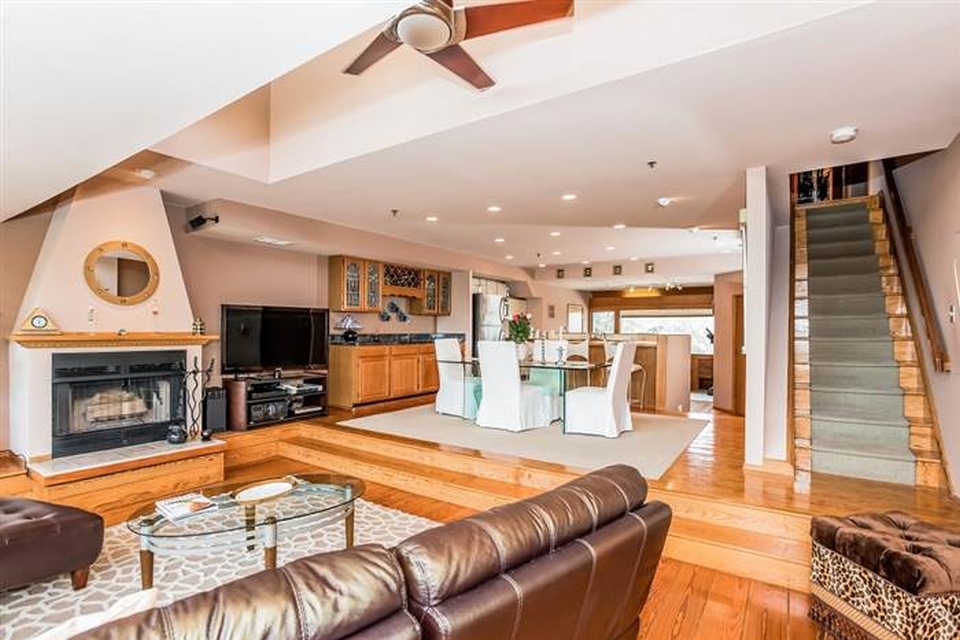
(437, 357, 609, 370)
(127, 473, 365, 539)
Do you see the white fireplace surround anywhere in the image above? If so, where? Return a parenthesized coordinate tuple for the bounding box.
(9, 184, 199, 460)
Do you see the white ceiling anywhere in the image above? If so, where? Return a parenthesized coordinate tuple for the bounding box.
(132, 1, 960, 268)
(5, 1, 958, 276)
(0, 1, 405, 219)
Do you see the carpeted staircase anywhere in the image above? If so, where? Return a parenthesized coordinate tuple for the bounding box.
(804, 201, 915, 484)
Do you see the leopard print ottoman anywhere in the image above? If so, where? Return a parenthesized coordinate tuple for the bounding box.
(811, 541, 960, 640)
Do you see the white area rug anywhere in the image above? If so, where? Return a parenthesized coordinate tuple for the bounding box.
(0, 500, 437, 640)
(341, 406, 707, 479)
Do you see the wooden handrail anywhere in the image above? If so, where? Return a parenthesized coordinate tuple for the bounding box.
(881, 159, 951, 372)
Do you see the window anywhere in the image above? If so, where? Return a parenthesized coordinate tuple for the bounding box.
(591, 310, 615, 333)
(619, 310, 714, 354)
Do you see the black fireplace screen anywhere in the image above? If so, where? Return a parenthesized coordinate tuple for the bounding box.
(52, 351, 185, 457)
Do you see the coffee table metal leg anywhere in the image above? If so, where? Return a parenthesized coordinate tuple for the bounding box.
(345, 506, 355, 548)
(244, 504, 256, 551)
(262, 516, 277, 570)
(139, 521, 154, 590)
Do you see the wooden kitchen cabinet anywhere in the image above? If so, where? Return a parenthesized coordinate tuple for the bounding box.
(356, 347, 390, 403)
(388, 345, 421, 398)
(418, 344, 439, 392)
(329, 256, 382, 312)
(410, 269, 453, 316)
(438, 271, 452, 316)
(328, 343, 444, 408)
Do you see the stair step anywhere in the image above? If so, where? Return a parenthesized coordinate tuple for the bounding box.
(811, 449, 915, 486)
(663, 518, 811, 591)
(809, 337, 896, 365)
(805, 207, 869, 229)
(812, 429, 912, 460)
(809, 293, 886, 316)
(298, 423, 573, 491)
(807, 223, 874, 244)
(810, 362, 901, 390)
(807, 239, 877, 260)
(808, 255, 880, 277)
(810, 387, 905, 424)
(278, 437, 536, 511)
(809, 316, 890, 338)
(808, 273, 881, 294)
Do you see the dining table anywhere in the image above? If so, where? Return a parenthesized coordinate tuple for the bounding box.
(436, 356, 639, 433)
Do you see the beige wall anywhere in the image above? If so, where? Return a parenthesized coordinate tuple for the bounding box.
(526, 283, 591, 334)
(893, 134, 960, 495)
(0, 207, 54, 450)
(713, 270, 743, 413)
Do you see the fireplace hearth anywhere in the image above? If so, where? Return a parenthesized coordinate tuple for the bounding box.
(52, 351, 186, 457)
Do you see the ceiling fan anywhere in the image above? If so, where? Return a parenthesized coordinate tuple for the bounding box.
(343, 0, 574, 90)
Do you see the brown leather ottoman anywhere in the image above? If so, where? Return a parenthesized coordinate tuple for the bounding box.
(810, 511, 960, 640)
(0, 498, 104, 591)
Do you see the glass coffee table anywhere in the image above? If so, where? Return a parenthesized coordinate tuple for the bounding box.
(127, 473, 365, 589)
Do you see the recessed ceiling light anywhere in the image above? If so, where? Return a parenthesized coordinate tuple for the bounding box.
(425, 216, 438, 222)
(133, 168, 156, 180)
(613, 223, 626, 229)
(657, 197, 672, 208)
(253, 236, 294, 247)
(505, 255, 514, 260)
(561, 194, 577, 201)
(537, 263, 546, 268)
(630, 256, 639, 261)
(549, 231, 561, 237)
(830, 126, 858, 144)
(689, 226, 700, 234)
(581, 260, 591, 265)
(494, 237, 505, 243)
(605, 246, 615, 251)
(487, 205, 502, 212)
(552, 250, 561, 256)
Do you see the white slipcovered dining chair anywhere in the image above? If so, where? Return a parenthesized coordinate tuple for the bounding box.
(564, 341, 637, 438)
(476, 341, 556, 432)
(434, 338, 481, 419)
(566, 339, 590, 361)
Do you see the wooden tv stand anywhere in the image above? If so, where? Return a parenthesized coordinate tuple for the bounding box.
(224, 372, 328, 431)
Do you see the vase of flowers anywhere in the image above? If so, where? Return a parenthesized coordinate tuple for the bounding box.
(507, 312, 533, 361)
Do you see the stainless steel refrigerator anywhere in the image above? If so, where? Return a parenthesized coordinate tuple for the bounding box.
(472, 293, 527, 354)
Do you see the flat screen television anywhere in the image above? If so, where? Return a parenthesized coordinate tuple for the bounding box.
(221, 305, 329, 374)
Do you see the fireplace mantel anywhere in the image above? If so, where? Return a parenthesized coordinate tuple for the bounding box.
(9, 332, 219, 349)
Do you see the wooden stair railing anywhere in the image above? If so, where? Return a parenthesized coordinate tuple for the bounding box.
(881, 159, 951, 373)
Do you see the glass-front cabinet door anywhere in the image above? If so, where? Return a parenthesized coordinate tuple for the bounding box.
(365, 261, 382, 311)
(438, 271, 451, 316)
(423, 270, 438, 314)
(343, 258, 363, 310)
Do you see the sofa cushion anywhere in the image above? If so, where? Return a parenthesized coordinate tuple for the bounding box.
(811, 511, 960, 595)
(394, 464, 648, 607)
(78, 544, 418, 640)
(0, 497, 104, 590)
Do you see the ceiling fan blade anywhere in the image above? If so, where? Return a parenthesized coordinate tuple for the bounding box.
(344, 32, 402, 75)
(463, 0, 573, 40)
(425, 45, 495, 89)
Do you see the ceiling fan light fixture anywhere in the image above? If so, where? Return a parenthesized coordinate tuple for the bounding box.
(395, 12, 452, 52)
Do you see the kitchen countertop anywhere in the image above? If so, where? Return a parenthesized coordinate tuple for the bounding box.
(330, 332, 465, 346)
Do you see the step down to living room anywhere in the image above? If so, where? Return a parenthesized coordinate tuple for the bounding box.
(254, 421, 814, 592)
(792, 195, 945, 489)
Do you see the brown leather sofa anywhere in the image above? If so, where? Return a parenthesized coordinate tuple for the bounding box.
(80, 464, 671, 640)
(0, 497, 104, 591)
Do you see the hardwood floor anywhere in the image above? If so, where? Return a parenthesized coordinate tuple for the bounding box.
(654, 409, 960, 526)
(224, 456, 827, 639)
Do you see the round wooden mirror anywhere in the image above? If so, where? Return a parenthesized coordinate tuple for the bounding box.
(83, 241, 159, 305)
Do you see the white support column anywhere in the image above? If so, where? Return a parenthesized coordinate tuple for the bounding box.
(744, 166, 771, 467)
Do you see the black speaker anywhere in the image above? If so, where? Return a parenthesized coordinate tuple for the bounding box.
(203, 387, 227, 433)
